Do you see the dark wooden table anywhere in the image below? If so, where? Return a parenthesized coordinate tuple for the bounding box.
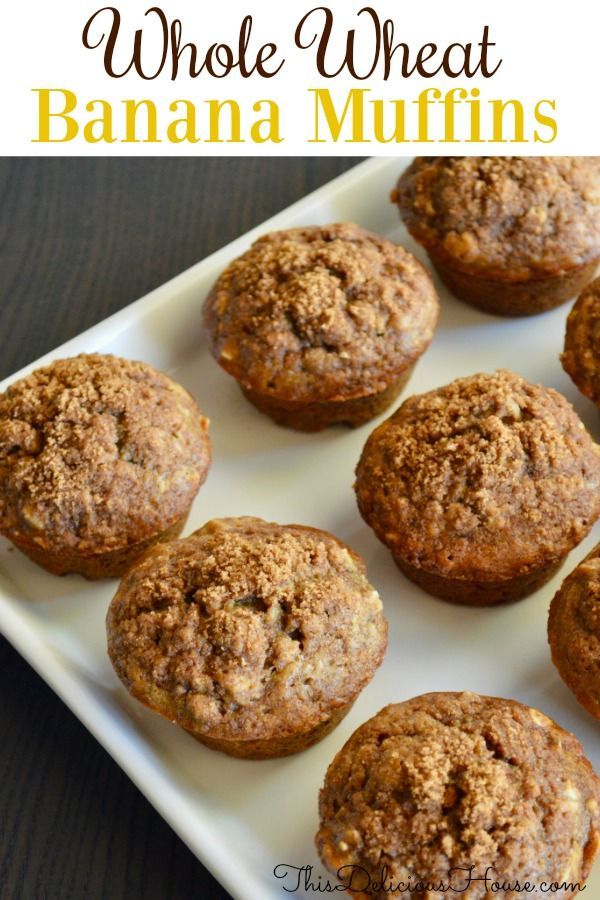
(0, 157, 362, 900)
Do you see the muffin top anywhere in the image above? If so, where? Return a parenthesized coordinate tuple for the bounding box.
(204, 223, 439, 403)
(0, 354, 210, 554)
(355, 370, 600, 581)
(548, 543, 600, 719)
(106, 517, 387, 743)
(394, 157, 600, 280)
(316, 692, 600, 897)
(562, 277, 600, 403)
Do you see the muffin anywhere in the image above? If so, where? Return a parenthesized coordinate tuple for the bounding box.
(548, 543, 600, 720)
(562, 277, 600, 404)
(316, 692, 600, 899)
(355, 369, 600, 606)
(393, 157, 600, 316)
(203, 223, 439, 431)
(106, 516, 387, 759)
(0, 354, 211, 578)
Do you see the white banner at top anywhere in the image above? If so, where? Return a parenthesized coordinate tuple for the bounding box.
(3, 0, 599, 155)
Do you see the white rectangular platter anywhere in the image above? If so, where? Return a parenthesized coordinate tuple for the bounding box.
(1, 157, 599, 900)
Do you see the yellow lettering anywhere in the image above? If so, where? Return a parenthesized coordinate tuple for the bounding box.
(309, 88, 369, 143)
(371, 99, 406, 143)
(490, 98, 526, 142)
(206, 100, 243, 143)
(33, 89, 78, 142)
(414, 88, 441, 142)
(122, 99, 160, 143)
(250, 100, 282, 143)
(466, 88, 481, 143)
(83, 100, 116, 143)
(534, 99, 558, 143)
(440, 88, 468, 143)
(167, 100, 200, 143)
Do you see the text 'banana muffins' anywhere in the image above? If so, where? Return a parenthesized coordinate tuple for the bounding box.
(562, 277, 600, 405)
(355, 370, 600, 606)
(204, 223, 439, 431)
(0, 354, 211, 578)
(548, 543, 600, 721)
(316, 692, 600, 900)
(106, 516, 388, 759)
(394, 157, 600, 316)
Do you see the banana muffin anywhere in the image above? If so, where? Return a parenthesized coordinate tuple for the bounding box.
(203, 223, 439, 431)
(393, 157, 600, 316)
(316, 692, 600, 900)
(562, 277, 600, 405)
(0, 354, 211, 578)
(106, 516, 388, 759)
(354, 370, 600, 606)
(548, 543, 600, 720)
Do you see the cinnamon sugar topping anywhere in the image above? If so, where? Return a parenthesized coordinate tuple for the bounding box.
(355, 370, 600, 581)
(0, 354, 210, 554)
(107, 517, 387, 742)
(204, 223, 439, 402)
(317, 692, 600, 896)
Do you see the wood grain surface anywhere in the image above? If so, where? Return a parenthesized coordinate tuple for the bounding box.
(0, 157, 362, 900)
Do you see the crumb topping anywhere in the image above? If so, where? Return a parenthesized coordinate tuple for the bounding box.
(549, 544, 600, 718)
(204, 223, 439, 402)
(106, 517, 387, 741)
(562, 277, 600, 403)
(355, 370, 600, 580)
(0, 354, 211, 553)
(395, 157, 600, 279)
(316, 692, 600, 897)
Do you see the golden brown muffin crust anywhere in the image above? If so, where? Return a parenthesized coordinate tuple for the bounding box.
(0, 354, 211, 555)
(316, 692, 600, 899)
(395, 157, 600, 281)
(204, 223, 439, 403)
(562, 278, 600, 404)
(355, 370, 600, 582)
(549, 543, 600, 720)
(106, 517, 387, 743)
